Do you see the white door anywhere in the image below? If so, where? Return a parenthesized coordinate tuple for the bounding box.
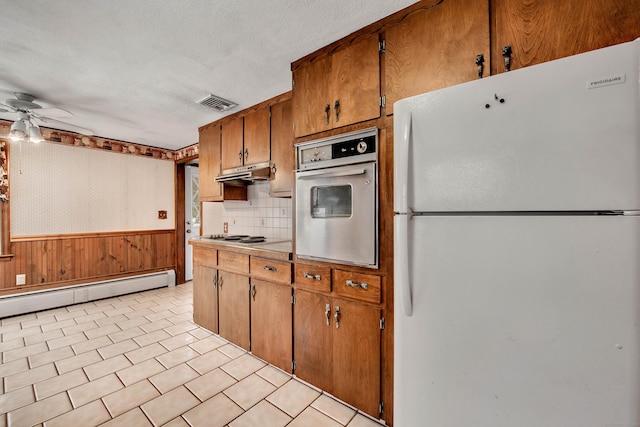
(185, 165, 200, 281)
(394, 214, 640, 427)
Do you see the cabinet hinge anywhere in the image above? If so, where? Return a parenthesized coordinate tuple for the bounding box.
(379, 401, 384, 417)
(379, 96, 386, 109)
(292, 360, 296, 372)
(379, 39, 386, 54)
(380, 317, 385, 330)
(292, 294, 296, 305)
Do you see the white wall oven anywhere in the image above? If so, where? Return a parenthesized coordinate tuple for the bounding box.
(295, 128, 378, 268)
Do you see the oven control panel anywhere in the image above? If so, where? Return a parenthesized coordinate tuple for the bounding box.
(296, 128, 378, 171)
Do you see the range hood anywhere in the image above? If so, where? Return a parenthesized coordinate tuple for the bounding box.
(214, 161, 272, 184)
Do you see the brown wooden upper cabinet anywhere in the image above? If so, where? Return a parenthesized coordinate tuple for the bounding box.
(198, 124, 222, 201)
(221, 116, 244, 171)
(221, 107, 271, 171)
(243, 107, 271, 166)
(292, 33, 381, 138)
(384, 0, 490, 115)
(491, 0, 640, 74)
(269, 98, 294, 197)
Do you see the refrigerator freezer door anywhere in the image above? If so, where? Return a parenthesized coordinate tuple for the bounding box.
(394, 215, 640, 427)
(394, 39, 640, 213)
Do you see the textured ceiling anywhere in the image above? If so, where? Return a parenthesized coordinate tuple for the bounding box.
(0, 0, 418, 150)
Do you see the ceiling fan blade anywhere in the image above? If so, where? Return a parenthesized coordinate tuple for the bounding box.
(34, 115, 94, 136)
(0, 103, 16, 113)
(34, 107, 73, 118)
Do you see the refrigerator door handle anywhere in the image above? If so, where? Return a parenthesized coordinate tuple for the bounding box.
(395, 214, 413, 316)
(394, 111, 411, 213)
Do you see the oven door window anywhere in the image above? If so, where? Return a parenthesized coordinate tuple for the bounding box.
(311, 185, 352, 218)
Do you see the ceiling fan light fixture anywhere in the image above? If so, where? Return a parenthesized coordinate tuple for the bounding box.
(29, 124, 44, 143)
(9, 119, 27, 141)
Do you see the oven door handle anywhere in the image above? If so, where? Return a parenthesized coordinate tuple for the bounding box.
(296, 168, 366, 180)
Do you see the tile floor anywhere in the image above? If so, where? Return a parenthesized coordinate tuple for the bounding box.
(0, 282, 384, 427)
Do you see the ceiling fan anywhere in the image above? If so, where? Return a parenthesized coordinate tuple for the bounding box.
(0, 92, 94, 142)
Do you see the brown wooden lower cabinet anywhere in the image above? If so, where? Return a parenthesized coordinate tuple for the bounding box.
(218, 271, 250, 350)
(193, 264, 219, 334)
(250, 279, 293, 373)
(293, 289, 381, 418)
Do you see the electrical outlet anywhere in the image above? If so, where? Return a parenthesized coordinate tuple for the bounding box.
(158, 210, 167, 219)
(16, 274, 26, 286)
(224, 222, 228, 233)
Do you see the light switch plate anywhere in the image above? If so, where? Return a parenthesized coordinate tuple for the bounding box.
(16, 274, 26, 285)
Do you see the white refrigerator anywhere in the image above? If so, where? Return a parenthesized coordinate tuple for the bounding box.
(394, 39, 640, 426)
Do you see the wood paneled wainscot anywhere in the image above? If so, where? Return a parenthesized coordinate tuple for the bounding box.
(0, 230, 175, 294)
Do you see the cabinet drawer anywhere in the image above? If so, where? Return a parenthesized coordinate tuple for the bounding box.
(332, 270, 381, 304)
(218, 251, 249, 275)
(251, 257, 292, 284)
(294, 265, 331, 293)
(193, 247, 217, 269)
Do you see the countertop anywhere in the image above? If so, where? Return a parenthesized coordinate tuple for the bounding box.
(189, 236, 293, 261)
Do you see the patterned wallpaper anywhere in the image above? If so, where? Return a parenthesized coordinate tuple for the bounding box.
(9, 140, 174, 236)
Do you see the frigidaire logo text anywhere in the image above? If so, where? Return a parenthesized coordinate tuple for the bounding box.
(588, 73, 626, 89)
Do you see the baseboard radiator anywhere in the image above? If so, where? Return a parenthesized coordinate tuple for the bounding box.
(0, 270, 176, 319)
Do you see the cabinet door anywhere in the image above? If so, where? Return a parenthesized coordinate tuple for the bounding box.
(492, 0, 640, 74)
(193, 265, 218, 333)
(293, 289, 333, 392)
(384, 0, 489, 115)
(218, 271, 250, 350)
(332, 298, 381, 418)
(292, 55, 332, 137)
(251, 279, 293, 373)
(221, 117, 244, 170)
(330, 33, 381, 127)
(269, 98, 294, 197)
(198, 124, 222, 201)
(243, 107, 271, 165)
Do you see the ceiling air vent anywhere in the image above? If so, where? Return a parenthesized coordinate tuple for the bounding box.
(197, 94, 238, 112)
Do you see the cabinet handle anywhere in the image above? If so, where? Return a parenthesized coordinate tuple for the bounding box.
(502, 45, 512, 72)
(251, 284, 256, 301)
(324, 104, 330, 125)
(218, 275, 223, 288)
(304, 272, 321, 281)
(334, 306, 341, 329)
(346, 279, 368, 290)
(244, 148, 249, 161)
(475, 53, 485, 79)
(334, 100, 340, 122)
(238, 150, 243, 162)
(263, 265, 277, 272)
(325, 303, 331, 326)
(271, 164, 277, 176)
(212, 273, 218, 289)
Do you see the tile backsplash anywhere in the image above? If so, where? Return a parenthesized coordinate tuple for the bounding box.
(221, 182, 292, 240)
